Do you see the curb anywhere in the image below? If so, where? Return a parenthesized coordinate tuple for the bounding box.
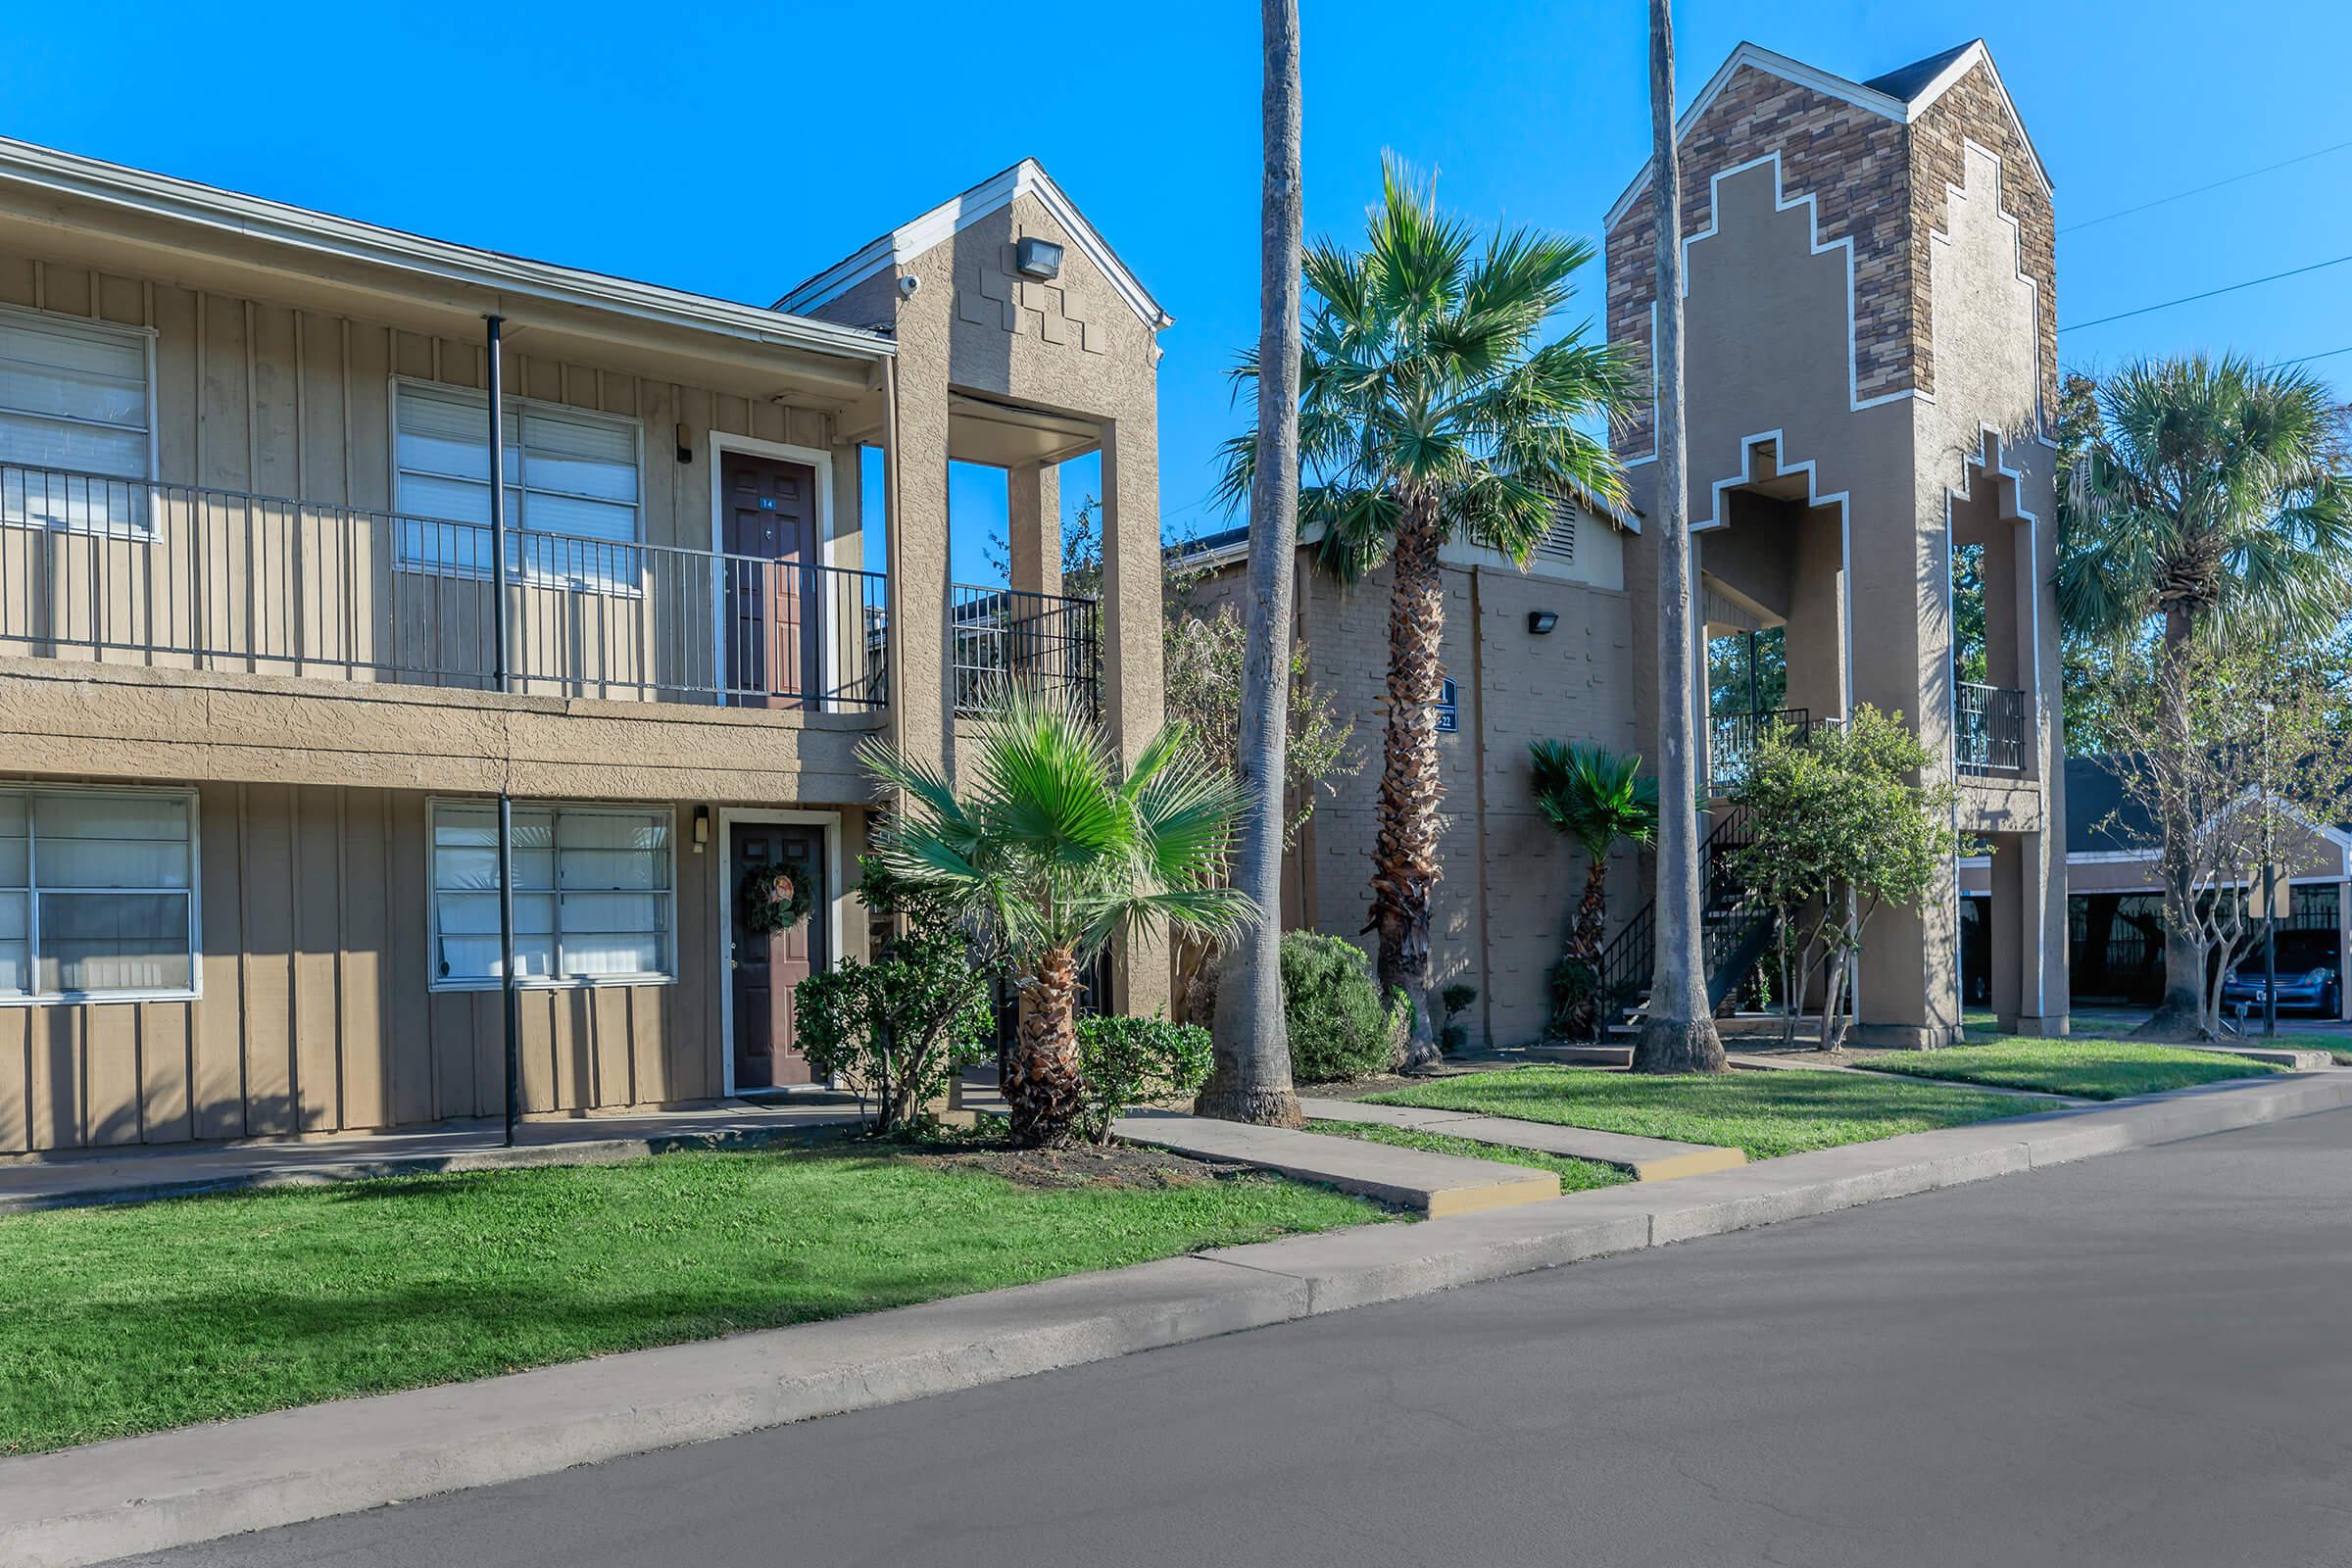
(7, 1070, 2349, 1568)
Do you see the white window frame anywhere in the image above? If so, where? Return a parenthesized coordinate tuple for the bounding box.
(387, 376, 646, 596)
(424, 797, 678, 992)
(0, 301, 161, 542)
(0, 783, 201, 1005)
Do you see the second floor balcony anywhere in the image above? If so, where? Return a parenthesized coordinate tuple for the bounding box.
(0, 464, 1103, 719)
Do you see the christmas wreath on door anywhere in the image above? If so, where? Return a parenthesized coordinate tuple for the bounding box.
(741, 863, 813, 934)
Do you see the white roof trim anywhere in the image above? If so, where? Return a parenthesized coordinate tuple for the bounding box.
(1604, 40, 2051, 233)
(775, 158, 1172, 331)
(0, 135, 893, 363)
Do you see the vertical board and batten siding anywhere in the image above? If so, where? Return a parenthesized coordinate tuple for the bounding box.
(0, 781, 722, 1153)
(0, 250, 862, 698)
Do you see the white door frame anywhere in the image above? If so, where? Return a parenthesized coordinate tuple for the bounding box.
(715, 807, 846, 1097)
(707, 432, 842, 708)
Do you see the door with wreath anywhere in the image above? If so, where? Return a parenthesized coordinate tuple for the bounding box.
(729, 823, 826, 1089)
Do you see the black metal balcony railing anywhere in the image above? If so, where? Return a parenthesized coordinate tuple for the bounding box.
(1708, 706, 1810, 795)
(0, 463, 888, 710)
(1955, 681, 2027, 773)
(950, 582, 1101, 715)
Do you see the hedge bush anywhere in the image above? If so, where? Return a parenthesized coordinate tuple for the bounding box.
(1280, 932, 1396, 1083)
(1075, 1015, 1213, 1144)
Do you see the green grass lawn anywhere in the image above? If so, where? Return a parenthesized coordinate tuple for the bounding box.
(1368, 1066, 2057, 1161)
(1302, 1120, 1634, 1192)
(1855, 1037, 2280, 1100)
(2211, 1031, 2352, 1065)
(0, 1145, 1380, 1455)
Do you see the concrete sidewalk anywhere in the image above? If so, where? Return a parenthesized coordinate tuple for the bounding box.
(7, 1068, 2349, 1568)
(0, 1099, 866, 1212)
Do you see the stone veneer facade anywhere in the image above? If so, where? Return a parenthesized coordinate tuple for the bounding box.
(1606, 55, 2056, 457)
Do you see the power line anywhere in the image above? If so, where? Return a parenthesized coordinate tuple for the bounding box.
(2059, 252, 2352, 334)
(2061, 137, 2352, 234)
(2259, 344, 2352, 371)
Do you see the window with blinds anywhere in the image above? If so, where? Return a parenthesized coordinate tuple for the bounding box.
(0, 789, 196, 1000)
(393, 382, 642, 589)
(428, 801, 674, 987)
(0, 307, 153, 536)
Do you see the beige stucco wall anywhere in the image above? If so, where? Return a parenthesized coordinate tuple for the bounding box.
(1613, 56, 2064, 1045)
(821, 188, 1170, 1015)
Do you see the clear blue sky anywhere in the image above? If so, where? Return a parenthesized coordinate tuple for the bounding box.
(9, 0, 2349, 583)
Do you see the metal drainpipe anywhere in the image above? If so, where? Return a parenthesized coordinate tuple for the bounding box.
(487, 315, 522, 1148)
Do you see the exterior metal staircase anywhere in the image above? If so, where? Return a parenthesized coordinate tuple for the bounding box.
(1590, 802, 1778, 1039)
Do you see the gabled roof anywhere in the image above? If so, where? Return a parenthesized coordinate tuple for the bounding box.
(0, 134, 893, 366)
(774, 158, 1171, 331)
(1603, 39, 2052, 233)
(1167, 482, 1643, 571)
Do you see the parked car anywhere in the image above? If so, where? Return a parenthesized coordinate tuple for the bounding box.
(2220, 964, 2340, 1018)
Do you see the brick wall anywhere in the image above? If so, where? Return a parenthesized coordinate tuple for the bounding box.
(1606, 62, 1911, 457)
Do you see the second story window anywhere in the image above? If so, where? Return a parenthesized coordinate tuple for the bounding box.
(0, 305, 154, 536)
(394, 382, 642, 589)
(1435, 675, 1459, 734)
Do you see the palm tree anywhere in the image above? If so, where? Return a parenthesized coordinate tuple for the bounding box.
(1216, 158, 1634, 1070)
(860, 692, 1254, 1147)
(2057, 353, 2352, 1037)
(1200, 0, 1307, 1128)
(1634, 0, 1725, 1074)
(1530, 741, 1659, 1040)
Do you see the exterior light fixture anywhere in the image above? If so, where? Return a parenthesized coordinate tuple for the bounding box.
(693, 806, 710, 854)
(1015, 236, 1064, 280)
(1527, 610, 1559, 635)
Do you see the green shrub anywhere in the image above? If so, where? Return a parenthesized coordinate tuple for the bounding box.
(1075, 1015, 1213, 1144)
(797, 858, 996, 1137)
(1280, 932, 1396, 1083)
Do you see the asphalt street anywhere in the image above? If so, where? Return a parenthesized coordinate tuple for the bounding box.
(117, 1107, 2352, 1568)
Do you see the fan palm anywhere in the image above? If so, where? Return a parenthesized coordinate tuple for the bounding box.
(1530, 741, 1659, 1040)
(859, 692, 1254, 1148)
(1217, 156, 1635, 1067)
(2058, 353, 2352, 1035)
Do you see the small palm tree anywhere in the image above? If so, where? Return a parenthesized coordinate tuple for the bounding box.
(1218, 157, 1634, 1068)
(1530, 741, 1658, 1040)
(860, 692, 1254, 1148)
(2058, 353, 2352, 1035)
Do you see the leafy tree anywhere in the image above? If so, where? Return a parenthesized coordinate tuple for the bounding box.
(2087, 637, 2352, 1040)
(1727, 707, 1962, 1052)
(859, 692, 1252, 1148)
(795, 859, 994, 1137)
(2056, 353, 2352, 1034)
(1215, 157, 1633, 1070)
(1529, 740, 1658, 1040)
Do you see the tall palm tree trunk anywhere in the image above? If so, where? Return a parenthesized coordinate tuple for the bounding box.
(1201, 0, 1306, 1126)
(1632, 0, 1727, 1074)
(1007, 944, 1084, 1147)
(2142, 602, 2207, 1038)
(1372, 486, 1446, 1070)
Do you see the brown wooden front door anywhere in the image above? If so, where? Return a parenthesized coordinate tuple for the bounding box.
(721, 452, 820, 708)
(730, 822, 826, 1089)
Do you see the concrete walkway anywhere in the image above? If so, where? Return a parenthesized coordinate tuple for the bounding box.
(1110, 1108, 1559, 1216)
(1298, 1097, 1746, 1181)
(0, 1099, 866, 1212)
(11, 1069, 2351, 1568)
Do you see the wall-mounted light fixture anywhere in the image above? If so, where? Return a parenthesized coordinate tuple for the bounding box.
(675, 423, 692, 465)
(1015, 236, 1065, 280)
(692, 806, 710, 854)
(1527, 610, 1559, 635)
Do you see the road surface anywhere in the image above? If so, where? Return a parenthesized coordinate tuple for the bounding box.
(118, 1108, 2352, 1567)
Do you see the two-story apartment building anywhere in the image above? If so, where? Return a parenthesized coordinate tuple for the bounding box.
(0, 141, 1170, 1153)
